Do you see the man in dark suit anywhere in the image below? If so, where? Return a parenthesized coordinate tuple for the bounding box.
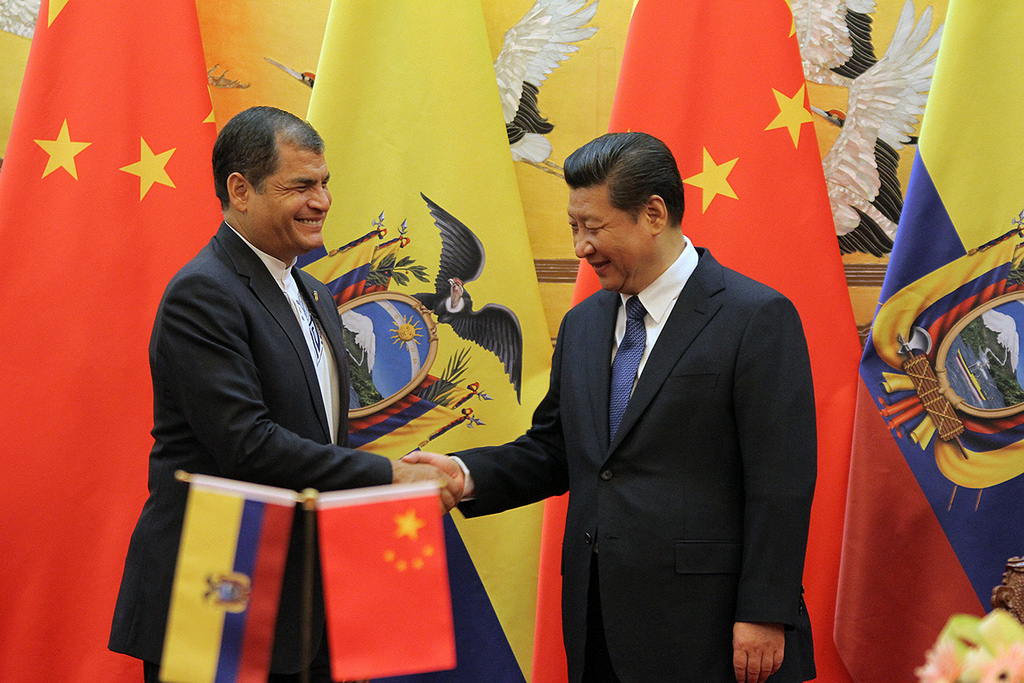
(409, 132, 817, 682)
(109, 106, 457, 682)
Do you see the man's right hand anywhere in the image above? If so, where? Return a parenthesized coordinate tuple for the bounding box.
(390, 457, 463, 513)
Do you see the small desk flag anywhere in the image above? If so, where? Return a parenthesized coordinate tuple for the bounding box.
(317, 481, 455, 680)
(160, 475, 296, 683)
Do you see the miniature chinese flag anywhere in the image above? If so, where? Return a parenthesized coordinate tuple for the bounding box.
(316, 481, 455, 680)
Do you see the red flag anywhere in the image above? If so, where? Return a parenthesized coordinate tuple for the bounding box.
(316, 482, 456, 680)
(531, 1, 860, 681)
(0, 1, 221, 681)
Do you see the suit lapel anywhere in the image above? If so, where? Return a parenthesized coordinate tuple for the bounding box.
(214, 224, 332, 441)
(608, 249, 725, 452)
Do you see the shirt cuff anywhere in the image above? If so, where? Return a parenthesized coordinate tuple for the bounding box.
(448, 455, 476, 500)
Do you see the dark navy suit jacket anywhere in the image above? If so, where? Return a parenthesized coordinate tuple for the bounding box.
(458, 249, 817, 682)
(109, 223, 393, 673)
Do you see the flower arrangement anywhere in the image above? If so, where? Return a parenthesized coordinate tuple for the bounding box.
(917, 609, 1024, 683)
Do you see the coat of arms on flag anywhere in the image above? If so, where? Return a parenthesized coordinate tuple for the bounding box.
(861, 206, 1024, 607)
(296, 192, 525, 456)
(864, 218, 1024, 494)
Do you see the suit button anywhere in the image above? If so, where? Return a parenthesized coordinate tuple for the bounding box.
(584, 532, 593, 544)
(600, 469, 613, 481)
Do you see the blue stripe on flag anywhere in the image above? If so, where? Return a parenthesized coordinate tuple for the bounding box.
(214, 498, 264, 683)
(880, 155, 964, 302)
(324, 263, 372, 298)
(349, 398, 437, 449)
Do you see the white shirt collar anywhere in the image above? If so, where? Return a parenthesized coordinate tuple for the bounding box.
(225, 221, 297, 287)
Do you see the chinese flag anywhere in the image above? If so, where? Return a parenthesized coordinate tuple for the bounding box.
(532, 2, 861, 682)
(317, 482, 456, 681)
(0, 1, 221, 681)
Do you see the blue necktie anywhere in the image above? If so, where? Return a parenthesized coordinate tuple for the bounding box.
(609, 296, 647, 440)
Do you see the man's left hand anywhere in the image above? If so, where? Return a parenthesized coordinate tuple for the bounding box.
(732, 621, 784, 683)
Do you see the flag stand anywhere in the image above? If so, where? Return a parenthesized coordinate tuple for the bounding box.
(300, 489, 319, 683)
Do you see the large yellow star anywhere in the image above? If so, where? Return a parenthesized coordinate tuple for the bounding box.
(394, 509, 426, 541)
(683, 148, 739, 213)
(34, 119, 92, 180)
(765, 83, 814, 147)
(120, 137, 176, 200)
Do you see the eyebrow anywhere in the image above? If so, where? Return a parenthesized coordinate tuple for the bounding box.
(289, 173, 329, 186)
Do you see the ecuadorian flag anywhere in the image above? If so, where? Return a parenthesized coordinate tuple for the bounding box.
(836, 2, 1024, 679)
(160, 474, 297, 683)
(305, 2, 554, 680)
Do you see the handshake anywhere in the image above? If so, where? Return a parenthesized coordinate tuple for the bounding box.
(390, 451, 467, 513)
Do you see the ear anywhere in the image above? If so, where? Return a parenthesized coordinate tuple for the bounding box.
(226, 172, 252, 213)
(643, 194, 669, 235)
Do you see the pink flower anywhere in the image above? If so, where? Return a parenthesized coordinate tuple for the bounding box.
(974, 643, 1024, 683)
(916, 642, 964, 683)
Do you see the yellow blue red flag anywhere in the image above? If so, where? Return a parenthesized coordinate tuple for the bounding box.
(161, 475, 297, 683)
(836, 2, 1024, 680)
(303, 1, 553, 679)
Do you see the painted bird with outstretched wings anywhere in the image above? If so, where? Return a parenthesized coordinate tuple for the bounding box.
(494, 0, 598, 176)
(413, 193, 524, 402)
(794, 0, 942, 256)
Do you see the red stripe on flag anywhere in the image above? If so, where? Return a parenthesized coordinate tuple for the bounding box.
(235, 503, 293, 683)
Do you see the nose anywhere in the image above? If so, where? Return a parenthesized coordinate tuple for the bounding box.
(310, 184, 332, 211)
(574, 231, 595, 259)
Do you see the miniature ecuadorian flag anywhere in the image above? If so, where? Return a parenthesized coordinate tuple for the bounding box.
(160, 474, 297, 683)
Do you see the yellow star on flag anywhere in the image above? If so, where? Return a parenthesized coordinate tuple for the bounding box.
(34, 119, 92, 180)
(765, 83, 814, 147)
(49, 0, 71, 26)
(684, 147, 739, 213)
(394, 509, 426, 541)
(120, 137, 176, 200)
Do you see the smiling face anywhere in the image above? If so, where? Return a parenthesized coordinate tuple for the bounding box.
(227, 138, 332, 263)
(569, 182, 665, 295)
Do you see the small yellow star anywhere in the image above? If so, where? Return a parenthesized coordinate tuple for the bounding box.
(394, 509, 426, 541)
(784, 0, 795, 37)
(120, 137, 176, 200)
(49, 0, 71, 26)
(765, 83, 814, 148)
(34, 119, 92, 180)
(683, 148, 739, 213)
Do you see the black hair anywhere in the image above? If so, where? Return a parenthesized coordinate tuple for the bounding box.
(563, 131, 684, 225)
(212, 106, 325, 210)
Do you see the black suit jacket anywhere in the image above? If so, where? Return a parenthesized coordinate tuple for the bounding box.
(458, 249, 817, 682)
(109, 223, 393, 673)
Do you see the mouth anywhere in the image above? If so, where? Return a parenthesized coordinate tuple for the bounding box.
(588, 259, 610, 274)
(296, 217, 323, 228)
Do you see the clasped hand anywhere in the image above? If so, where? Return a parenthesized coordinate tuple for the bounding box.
(390, 451, 465, 513)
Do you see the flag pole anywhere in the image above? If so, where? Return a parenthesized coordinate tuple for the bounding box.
(300, 488, 319, 683)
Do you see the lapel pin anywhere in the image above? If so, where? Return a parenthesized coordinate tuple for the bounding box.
(313, 291, 319, 302)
